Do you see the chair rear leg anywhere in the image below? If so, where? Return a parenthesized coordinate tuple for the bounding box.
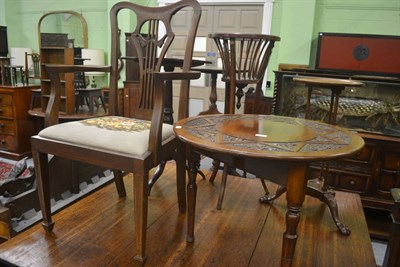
(113, 170, 126, 197)
(176, 145, 186, 213)
(209, 160, 221, 183)
(32, 149, 54, 232)
(216, 164, 229, 210)
(133, 172, 148, 262)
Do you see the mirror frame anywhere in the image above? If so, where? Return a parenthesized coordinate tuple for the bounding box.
(38, 10, 88, 48)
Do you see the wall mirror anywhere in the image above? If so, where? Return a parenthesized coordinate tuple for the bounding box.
(38, 10, 88, 48)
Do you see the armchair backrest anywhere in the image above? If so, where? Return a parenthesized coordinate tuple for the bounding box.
(108, 0, 202, 121)
(209, 33, 280, 114)
(210, 33, 280, 86)
(25, 52, 41, 85)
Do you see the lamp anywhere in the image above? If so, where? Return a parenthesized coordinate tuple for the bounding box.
(81, 48, 105, 88)
(10, 47, 32, 70)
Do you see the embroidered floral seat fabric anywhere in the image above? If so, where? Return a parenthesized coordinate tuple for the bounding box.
(38, 116, 175, 156)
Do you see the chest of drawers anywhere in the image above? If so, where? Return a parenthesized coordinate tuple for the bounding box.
(0, 85, 39, 160)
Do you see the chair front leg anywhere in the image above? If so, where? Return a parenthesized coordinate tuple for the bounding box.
(32, 150, 54, 232)
(133, 171, 149, 263)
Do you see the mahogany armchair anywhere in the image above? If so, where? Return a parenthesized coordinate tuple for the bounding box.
(207, 33, 280, 209)
(32, 0, 201, 262)
(25, 52, 41, 85)
(25, 52, 42, 109)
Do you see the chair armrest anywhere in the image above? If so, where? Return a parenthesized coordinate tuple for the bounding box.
(391, 188, 400, 223)
(154, 71, 201, 81)
(44, 64, 111, 127)
(149, 70, 200, 163)
(391, 188, 400, 202)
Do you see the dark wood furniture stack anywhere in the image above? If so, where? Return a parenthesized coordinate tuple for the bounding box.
(32, 0, 201, 264)
(272, 33, 400, 238)
(273, 70, 400, 217)
(39, 46, 75, 114)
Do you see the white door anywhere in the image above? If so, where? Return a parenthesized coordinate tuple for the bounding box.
(170, 4, 264, 119)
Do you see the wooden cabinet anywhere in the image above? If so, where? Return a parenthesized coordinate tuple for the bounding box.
(39, 47, 75, 114)
(308, 135, 400, 211)
(0, 85, 40, 160)
(273, 70, 400, 212)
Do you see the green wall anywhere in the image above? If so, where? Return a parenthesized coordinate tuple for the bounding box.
(1, 0, 399, 90)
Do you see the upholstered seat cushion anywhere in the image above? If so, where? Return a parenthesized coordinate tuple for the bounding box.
(38, 116, 175, 156)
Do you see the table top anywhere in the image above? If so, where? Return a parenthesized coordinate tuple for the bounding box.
(191, 64, 223, 73)
(122, 56, 210, 68)
(293, 76, 363, 87)
(174, 114, 365, 161)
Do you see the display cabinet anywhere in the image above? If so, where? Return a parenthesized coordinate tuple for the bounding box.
(273, 70, 400, 217)
(274, 71, 400, 138)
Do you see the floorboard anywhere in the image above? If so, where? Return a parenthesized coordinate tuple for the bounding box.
(0, 164, 376, 267)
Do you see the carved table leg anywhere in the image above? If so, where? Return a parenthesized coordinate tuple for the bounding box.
(187, 149, 200, 243)
(260, 162, 351, 235)
(199, 71, 221, 115)
(281, 162, 308, 267)
(306, 178, 351, 235)
(259, 185, 287, 203)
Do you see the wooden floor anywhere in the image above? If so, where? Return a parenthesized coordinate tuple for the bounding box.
(0, 164, 376, 267)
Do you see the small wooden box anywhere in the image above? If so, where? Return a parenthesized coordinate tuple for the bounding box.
(40, 33, 69, 47)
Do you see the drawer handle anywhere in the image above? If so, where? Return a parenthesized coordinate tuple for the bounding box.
(0, 109, 3, 113)
(349, 180, 356, 186)
(0, 140, 6, 145)
(0, 123, 4, 128)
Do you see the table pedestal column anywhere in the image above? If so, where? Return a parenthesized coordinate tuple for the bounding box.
(260, 77, 363, 236)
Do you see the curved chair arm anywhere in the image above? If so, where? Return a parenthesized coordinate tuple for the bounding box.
(45, 64, 111, 127)
(151, 70, 200, 163)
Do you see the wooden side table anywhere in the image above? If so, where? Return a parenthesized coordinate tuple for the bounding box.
(293, 77, 363, 125)
(281, 76, 364, 234)
(75, 88, 107, 114)
(191, 65, 223, 115)
(175, 114, 365, 267)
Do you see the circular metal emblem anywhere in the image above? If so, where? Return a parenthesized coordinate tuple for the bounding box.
(353, 44, 369, 61)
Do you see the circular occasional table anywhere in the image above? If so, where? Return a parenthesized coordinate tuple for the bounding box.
(293, 76, 363, 125)
(174, 114, 364, 267)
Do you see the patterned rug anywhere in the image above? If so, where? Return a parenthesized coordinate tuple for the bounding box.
(0, 159, 31, 181)
(0, 161, 12, 180)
